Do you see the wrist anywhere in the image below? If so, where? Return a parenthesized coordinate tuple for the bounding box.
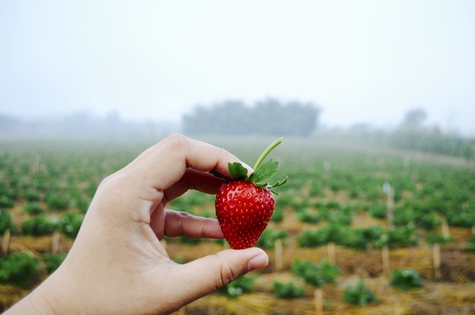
(5, 267, 74, 315)
(4, 283, 57, 315)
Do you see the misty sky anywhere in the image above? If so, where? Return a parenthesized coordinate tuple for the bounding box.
(1, 1, 474, 135)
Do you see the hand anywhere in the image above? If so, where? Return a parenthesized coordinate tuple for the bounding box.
(6, 134, 269, 315)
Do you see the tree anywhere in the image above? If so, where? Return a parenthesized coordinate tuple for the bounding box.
(402, 108, 427, 127)
(0, 114, 19, 131)
(182, 98, 320, 136)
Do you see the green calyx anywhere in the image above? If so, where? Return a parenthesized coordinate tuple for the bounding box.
(228, 137, 288, 194)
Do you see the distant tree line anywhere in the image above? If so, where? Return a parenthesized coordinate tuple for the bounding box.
(0, 111, 179, 137)
(0, 115, 18, 131)
(390, 126, 475, 160)
(182, 98, 320, 137)
(390, 108, 475, 160)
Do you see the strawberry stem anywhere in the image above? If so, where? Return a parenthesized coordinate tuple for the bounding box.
(252, 137, 283, 171)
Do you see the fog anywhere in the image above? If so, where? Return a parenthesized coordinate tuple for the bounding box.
(1, 1, 475, 136)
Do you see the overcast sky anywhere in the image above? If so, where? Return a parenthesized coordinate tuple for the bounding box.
(1, 1, 474, 135)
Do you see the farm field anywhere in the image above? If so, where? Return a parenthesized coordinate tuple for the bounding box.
(1, 135, 475, 314)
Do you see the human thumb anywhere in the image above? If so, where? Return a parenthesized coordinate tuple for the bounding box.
(172, 248, 268, 304)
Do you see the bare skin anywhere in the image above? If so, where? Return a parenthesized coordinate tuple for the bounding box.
(5, 134, 269, 315)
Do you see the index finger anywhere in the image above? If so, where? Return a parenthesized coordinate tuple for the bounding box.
(131, 134, 251, 192)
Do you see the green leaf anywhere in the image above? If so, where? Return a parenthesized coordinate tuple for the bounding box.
(269, 176, 288, 189)
(228, 162, 248, 180)
(250, 159, 280, 184)
(226, 138, 288, 193)
(268, 176, 288, 194)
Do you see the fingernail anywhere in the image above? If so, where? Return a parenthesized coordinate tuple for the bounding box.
(248, 252, 269, 271)
(241, 162, 254, 176)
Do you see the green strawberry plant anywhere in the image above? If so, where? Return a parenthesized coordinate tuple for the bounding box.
(445, 203, 475, 228)
(367, 203, 387, 219)
(375, 225, 418, 249)
(327, 207, 353, 226)
(343, 280, 378, 306)
(45, 192, 70, 211)
(23, 202, 45, 216)
(298, 224, 342, 248)
(43, 252, 67, 274)
(21, 215, 55, 236)
(71, 196, 90, 214)
(22, 189, 41, 202)
(389, 268, 424, 291)
(270, 205, 285, 223)
(299, 225, 385, 251)
(296, 208, 322, 224)
(218, 274, 258, 299)
(0, 195, 15, 209)
(272, 280, 306, 299)
(0, 209, 16, 234)
(178, 236, 202, 245)
(338, 226, 386, 251)
(255, 227, 288, 249)
(0, 252, 39, 287)
(57, 212, 83, 239)
(425, 232, 453, 245)
(466, 234, 475, 252)
(292, 259, 340, 287)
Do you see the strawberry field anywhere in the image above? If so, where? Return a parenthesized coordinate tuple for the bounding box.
(1, 135, 475, 314)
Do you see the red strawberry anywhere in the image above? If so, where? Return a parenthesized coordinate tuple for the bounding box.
(215, 138, 287, 249)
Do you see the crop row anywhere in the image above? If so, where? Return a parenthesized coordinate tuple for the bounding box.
(1, 138, 475, 247)
(1, 138, 474, 284)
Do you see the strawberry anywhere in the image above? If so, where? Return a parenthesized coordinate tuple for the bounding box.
(215, 138, 287, 249)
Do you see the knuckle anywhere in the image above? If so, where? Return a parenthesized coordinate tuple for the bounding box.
(164, 134, 193, 156)
(167, 133, 189, 147)
(216, 255, 239, 289)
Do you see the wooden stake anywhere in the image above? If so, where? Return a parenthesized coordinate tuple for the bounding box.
(177, 305, 186, 315)
(274, 239, 283, 271)
(394, 295, 401, 315)
(2, 229, 11, 255)
(386, 190, 394, 230)
(441, 217, 450, 238)
(432, 243, 441, 279)
(382, 246, 390, 277)
(314, 289, 324, 315)
(52, 230, 60, 254)
(327, 242, 336, 265)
